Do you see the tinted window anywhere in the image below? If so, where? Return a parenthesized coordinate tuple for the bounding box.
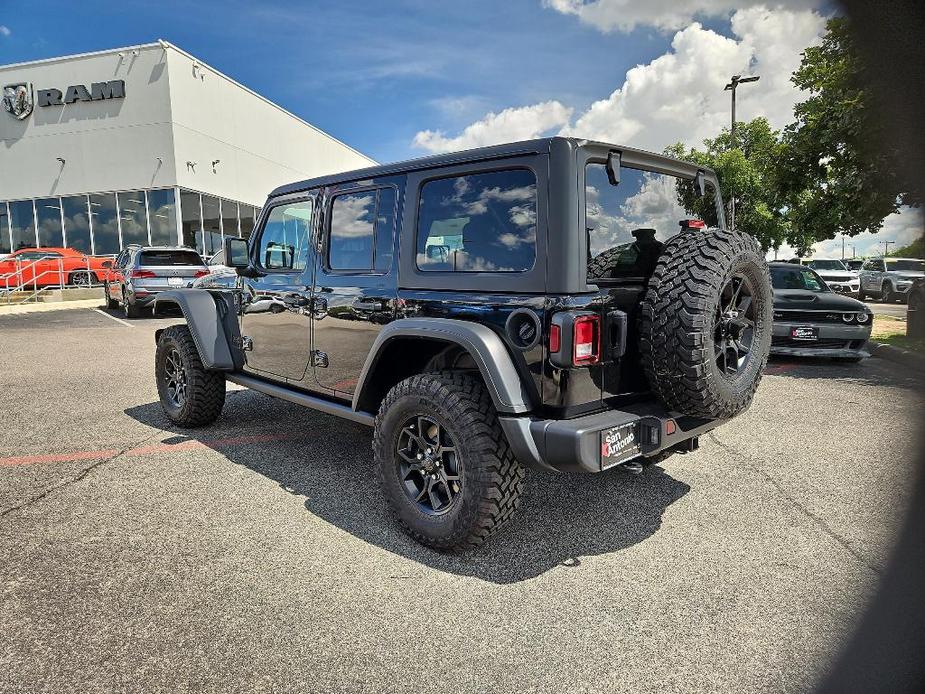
(258, 200, 313, 271)
(221, 200, 239, 239)
(89, 194, 119, 255)
(886, 259, 925, 272)
(139, 250, 204, 266)
(201, 195, 222, 257)
(770, 267, 827, 291)
(0, 204, 9, 255)
(118, 192, 148, 247)
(807, 259, 846, 271)
(61, 196, 91, 254)
(327, 188, 397, 273)
(148, 189, 178, 246)
(180, 190, 201, 249)
(417, 169, 536, 272)
(36, 198, 63, 247)
(9, 200, 35, 251)
(240, 205, 256, 239)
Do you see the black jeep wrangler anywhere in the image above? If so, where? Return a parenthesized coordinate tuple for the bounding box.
(153, 137, 772, 550)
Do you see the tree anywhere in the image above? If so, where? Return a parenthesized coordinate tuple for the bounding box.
(890, 233, 925, 258)
(666, 117, 789, 251)
(781, 16, 918, 244)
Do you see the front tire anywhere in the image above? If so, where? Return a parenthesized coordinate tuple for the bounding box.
(155, 325, 226, 427)
(104, 282, 119, 309)
(123, 290, 142, 319)
(882, 283, 896, 303)
(373, 371, 524, 551)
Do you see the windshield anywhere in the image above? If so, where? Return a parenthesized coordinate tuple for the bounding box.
(585, 163, 717, 281)
(770, 266, 829, 292)
(808, 259, 846, 271)
(885, 259, 925, 272)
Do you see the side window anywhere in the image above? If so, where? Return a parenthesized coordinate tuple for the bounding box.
(257, 199, 314, 271)
(416, 169, 537, 273)
(327, 187, 397, 273)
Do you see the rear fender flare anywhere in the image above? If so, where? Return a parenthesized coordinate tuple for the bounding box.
(153, 290, 243, 371)
(353, 318, 532, 415)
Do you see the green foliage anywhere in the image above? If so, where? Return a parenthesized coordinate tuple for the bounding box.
(666, 118, 789, 251)
(782, 16, 917, 242)
(890, 233, 925, 258)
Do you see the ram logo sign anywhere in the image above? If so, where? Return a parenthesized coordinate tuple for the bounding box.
(2, 82, 34, 120)
(37, 80, 126, 107)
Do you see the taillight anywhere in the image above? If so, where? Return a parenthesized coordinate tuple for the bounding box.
(129, 269, 156, 279)
(680, 219, 706, 230)
(549, 324, 561, 353)
(573, 314, 600, 365)
(194, 269, 209, 278)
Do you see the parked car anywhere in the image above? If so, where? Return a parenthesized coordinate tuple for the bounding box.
(205, 249, 237, 278)
(105, 246, 208, 318)
(845, 258, 865, 271)
(769, 262, 872, 361)
(0, 247, 113, 289)
(803, 258, 859, 296)
(150, 137, 775, 550)
(907, 278, 925, 338)
(858, 257, 925, 303)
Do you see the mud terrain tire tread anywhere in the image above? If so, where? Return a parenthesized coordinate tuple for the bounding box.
(155, 325, 226, 427)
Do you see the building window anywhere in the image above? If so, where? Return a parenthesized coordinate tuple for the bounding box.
(118, 192, 148, 247)
(221, 199, 239, 239)
(147, 189, 177, 246)
(0, 203, 10, 255)
(180, 190, 201, 250)
(201, 195, 221, 257)
(35, 198, 63, 247)
(62, 196, 91, 254)
(89, 193, 120, 255)
(240, 205, 256, 239)
(416, 169, 537, 273)
(9, 200, 36, 251)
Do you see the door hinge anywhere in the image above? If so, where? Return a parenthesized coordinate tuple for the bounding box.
(312, 350, 329, 368)
(235, 335, 253, 352)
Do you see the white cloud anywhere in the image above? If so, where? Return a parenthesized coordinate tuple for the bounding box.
(412, 101, 572, 154)
(770, 208, 924, 260)
(412, 7, 826, 156)
(0, 25, 11, 37)
(542, 0, 815, 33)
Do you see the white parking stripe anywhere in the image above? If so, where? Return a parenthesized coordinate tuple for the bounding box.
(91, 308, 135, 328)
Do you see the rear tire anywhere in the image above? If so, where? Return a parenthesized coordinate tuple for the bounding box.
(639, 228, 773, 419)
(68, 271, 95, 288)
(373, 371, 524, 551)
(155, 325, 226, 427)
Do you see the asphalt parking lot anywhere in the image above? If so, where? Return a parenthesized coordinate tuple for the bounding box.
(1, 306, 922, 693)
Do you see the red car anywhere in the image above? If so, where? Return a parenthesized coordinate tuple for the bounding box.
(0, 247, 114, 289)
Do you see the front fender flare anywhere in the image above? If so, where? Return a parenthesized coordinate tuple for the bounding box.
(153, 289, 243, 371)
(353, 318, 532, 415)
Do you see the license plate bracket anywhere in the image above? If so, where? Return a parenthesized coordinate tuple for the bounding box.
(790, 325, 818, 341)
(600, 421, 641, 468)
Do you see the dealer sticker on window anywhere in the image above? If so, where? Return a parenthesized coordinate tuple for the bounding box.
(600, 421, 641, 467)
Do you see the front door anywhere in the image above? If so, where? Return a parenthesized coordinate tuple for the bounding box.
(240, 194, 317, 382)
(311, 178, 402, 398)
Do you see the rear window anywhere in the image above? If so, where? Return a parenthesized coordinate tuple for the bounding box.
(416, 168, 537, 273)
(139, 250, 204, 266)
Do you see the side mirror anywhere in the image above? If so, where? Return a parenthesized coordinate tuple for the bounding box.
(605, 151, 622, 186)
(224, 236, 250, 269)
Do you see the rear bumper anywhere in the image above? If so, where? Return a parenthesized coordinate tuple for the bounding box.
(499, 403, 724, 474)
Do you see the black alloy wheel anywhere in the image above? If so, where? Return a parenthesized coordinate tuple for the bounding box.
(162, 347, 188, 408)
(714, 273, 756, 377)
(70, 271, 92, 288)
(396, 414, 461, 515)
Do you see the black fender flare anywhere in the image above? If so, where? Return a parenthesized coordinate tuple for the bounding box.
(353, 318, 532, 415)
(153, 289, 243, 371)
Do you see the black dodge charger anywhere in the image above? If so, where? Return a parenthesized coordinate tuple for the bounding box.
(769, 262, 873, 361)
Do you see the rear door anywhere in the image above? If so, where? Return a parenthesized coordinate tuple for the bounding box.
(311, 176, 402, 398)
(240, 193, 318, 383)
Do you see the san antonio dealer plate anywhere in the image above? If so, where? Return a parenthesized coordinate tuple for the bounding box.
(600, 421, 641, 467)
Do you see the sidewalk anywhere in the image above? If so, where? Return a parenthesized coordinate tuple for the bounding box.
(0, 298, 104, 316)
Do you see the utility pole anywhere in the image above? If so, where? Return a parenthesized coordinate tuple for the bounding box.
(881, 240, 895, 257)
(841, 235, 845, 260)
(724, 74, 760, 230)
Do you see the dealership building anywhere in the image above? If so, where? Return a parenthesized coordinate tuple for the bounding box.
(0, 41, 375, 258)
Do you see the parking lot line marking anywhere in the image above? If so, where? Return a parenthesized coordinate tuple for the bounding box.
(91, 308, 135, 328)
(0, 433, 297, 468)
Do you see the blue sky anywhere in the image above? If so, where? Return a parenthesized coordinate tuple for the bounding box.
(1, 1, 920, 256)
(1, 0, 716, 163)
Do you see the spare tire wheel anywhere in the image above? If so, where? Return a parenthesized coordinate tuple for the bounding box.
(639, 228, 772, 419)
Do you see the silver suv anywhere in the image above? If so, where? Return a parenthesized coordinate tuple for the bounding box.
(858, 257, 925, 303)
(105, 246, 208, 318)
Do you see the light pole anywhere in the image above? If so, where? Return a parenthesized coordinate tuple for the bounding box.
(724, 74, 760, 230)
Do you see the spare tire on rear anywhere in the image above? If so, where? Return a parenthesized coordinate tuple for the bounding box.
(639, 228, 772, 419)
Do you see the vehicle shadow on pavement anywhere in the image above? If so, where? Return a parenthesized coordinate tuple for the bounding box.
(764, 356, 923, 389)
(126, 393, 690, 584)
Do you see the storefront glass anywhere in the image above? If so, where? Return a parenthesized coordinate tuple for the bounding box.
(9, 200, 36, 251)
(147, 189, 178, 246)
(89, 193, 120, 255)
(118, 192, 148, 246)
(61, 196, 92, 254)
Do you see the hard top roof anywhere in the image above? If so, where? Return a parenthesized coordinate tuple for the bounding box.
(269, 136, 715, 198)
